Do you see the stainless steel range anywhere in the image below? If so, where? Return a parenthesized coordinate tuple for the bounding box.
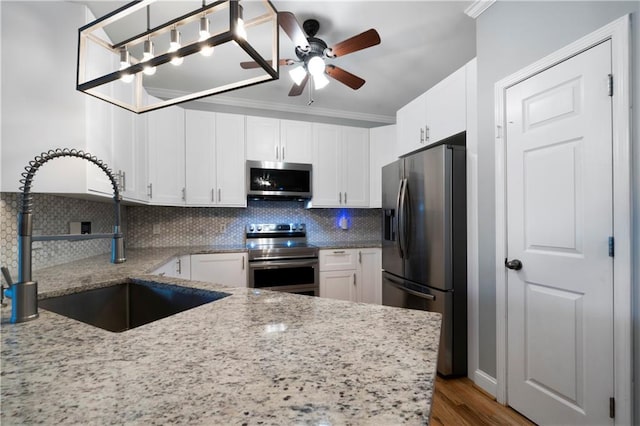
(246, 223, 319, 296)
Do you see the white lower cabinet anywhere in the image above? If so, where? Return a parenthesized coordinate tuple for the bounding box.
(152, 255, 191, 279)
(190, 253, 247, 287)
(319, 248, 381, 303)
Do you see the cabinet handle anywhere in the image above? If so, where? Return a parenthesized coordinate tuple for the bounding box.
(425, 125, 430, 142)
(218, 188, 222, 202)
(333, 250, 345, 254)
(148, 183, 153, 199)
(344, 192, 347, 204)
(211, 188, 215, 202)
(353, 273, 356, 285)
(359, 251, 362, 264)
(339, 192, 342, 204)
(275, 145, 279, 160)
(420, 128, 425, 143)
(281, 147, 285, 160)
(122, 171, 126, 191)
(177, 258, 182, 275)
(242, 256, 245, 270)
(182, 187, 186, 201)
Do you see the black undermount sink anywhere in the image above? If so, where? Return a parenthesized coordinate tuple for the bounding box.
(39, 280, 230, 332)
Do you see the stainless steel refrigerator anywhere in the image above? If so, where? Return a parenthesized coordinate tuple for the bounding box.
(381, 134, 467, 376)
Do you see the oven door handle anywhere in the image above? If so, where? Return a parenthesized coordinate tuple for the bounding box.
(249, 259, 318, 269)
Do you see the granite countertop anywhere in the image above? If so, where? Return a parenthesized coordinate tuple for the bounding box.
(1, 247, 441, 425)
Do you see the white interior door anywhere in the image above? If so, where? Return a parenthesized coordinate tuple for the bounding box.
(505, 40, 613, 425)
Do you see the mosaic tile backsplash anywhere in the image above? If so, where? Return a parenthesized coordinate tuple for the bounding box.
(127, 200, 381, 248)
(1, 193, 121, 277)
(1, 193, 382, 278)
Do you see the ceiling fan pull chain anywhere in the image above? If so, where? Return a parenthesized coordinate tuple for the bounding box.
(307, 80, 314, 105)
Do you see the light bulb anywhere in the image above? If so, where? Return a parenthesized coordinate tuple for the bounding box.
(236, 5, 247, 40)
(119, 47, 134, 83)
(168, 28, 183, 66)
(142, 39, 156, 76)
(289, 66, 307, 86)
(307, 56, 325, 77)
(199, 16, 214, 57)
(314, 72, 330, 90)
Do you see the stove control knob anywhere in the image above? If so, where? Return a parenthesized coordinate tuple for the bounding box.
(249, 225, 255, 232)
(257, 225, 262, 231)
(299, 224, 305, 230)
(291, 223, 297, 230)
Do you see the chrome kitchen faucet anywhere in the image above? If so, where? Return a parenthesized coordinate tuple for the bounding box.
(3, 149, 126, 323)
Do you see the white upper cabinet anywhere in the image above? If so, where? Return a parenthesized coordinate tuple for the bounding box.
(312, 124, 369, 208)
(246, 116, 280, 161)
(369, 125, 397, 208)
(185, 110, 246, 207)
(246, 116, 312, 163)
(396, 61, 471, 157)
(147, 102, 186, 206)
(424, 66, 466, 144)
(280, 119, 312, 163)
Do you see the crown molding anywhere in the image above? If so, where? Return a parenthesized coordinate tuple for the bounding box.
(147, 87, 396, 125)
(464, 0, 496, 19)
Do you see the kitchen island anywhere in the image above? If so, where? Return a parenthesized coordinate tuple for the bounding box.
(1, 249, 441, 425)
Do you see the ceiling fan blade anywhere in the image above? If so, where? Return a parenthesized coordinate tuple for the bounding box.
(240, 59, 294, 69)
(329, 29, 381, 57)
(288, 74, 309, 96)
(279, 12, 310, 50)
(325, 65, 365, 90)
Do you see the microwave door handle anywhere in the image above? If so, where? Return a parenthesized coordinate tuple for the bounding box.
(395, 179, 404, 258)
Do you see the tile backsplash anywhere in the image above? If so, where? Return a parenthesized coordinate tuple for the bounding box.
(1, 194, 381, 277)
(127, 200, 381, 248)
(1, 193, 120, 276)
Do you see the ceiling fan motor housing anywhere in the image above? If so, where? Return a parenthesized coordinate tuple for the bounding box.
(295, 37, 328, 65)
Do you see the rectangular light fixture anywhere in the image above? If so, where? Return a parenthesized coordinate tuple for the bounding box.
(77, 0, 279, 113)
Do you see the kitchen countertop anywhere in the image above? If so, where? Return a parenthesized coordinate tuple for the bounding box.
(1, 247, 441, 425)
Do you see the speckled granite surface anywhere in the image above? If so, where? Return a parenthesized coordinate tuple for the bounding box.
(1, 247, 441, 425)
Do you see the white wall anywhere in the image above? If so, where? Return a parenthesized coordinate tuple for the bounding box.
(475, 0, 639, 418)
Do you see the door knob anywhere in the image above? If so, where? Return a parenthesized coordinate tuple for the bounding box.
(505, 259, 523, 270)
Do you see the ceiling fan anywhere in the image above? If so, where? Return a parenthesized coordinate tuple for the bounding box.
(241, 12, 381, 96)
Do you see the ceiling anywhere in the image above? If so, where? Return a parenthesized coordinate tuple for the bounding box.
(81, 1, 476, 127)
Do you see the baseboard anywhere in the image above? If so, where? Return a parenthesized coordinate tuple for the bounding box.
(473, 369, 498, 398)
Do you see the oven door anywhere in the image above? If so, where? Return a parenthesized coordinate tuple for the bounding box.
(249, 258, 319, 296)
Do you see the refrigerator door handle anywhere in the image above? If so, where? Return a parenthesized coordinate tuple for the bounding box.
(395, 179, 405, 258)
(385, 276, 436, 301)
(399, 178, 410, 257)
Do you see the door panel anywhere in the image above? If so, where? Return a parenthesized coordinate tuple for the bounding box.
(505, 40, 613, 425)
(381, 160, 403, 276)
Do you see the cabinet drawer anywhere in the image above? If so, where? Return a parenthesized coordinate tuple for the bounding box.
(319, 249, 358, 271)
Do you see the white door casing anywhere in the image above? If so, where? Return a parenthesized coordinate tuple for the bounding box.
(494, 15, 632, 425)
(505, 40, 613, 425)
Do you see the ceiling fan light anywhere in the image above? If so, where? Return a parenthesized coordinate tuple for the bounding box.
(307, 56, 325, 77)
(289, 66, 307, 86)
(314, 72, 330, 90)
(168, 28, 183, 66)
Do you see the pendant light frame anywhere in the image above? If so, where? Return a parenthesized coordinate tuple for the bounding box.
(77, 0, 279, 113)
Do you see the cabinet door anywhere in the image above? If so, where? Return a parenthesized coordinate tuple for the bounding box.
(369, 125, 397, 208)
(425, 66, 466, 144)
(132, 113, 149, 202)
(246, 116, 280, 161)
(152, 255, 191, 279)
(215, 113, 246, 207)
(280, 119, 312, 163)
(185, 110, 216, 206)
(312, 124, 342, 207)
(357, 248, 382, 304)
(320, 270, 357, 301)
(396, 91, 427, 157)
(342, 126, 369, 207)
(112, 81, 142, 202)
(147, 105, 185, 205)
(191, 253, 247, 287)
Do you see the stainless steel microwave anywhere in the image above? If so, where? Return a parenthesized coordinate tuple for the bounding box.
(246, 160, 312, 200)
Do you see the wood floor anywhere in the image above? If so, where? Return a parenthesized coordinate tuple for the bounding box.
(430, 376, 536, 426)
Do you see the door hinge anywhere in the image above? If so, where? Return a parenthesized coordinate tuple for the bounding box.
(607, 74, 613, 97)
(609, 397, 615, 418)
(608, 236, 615, 257)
